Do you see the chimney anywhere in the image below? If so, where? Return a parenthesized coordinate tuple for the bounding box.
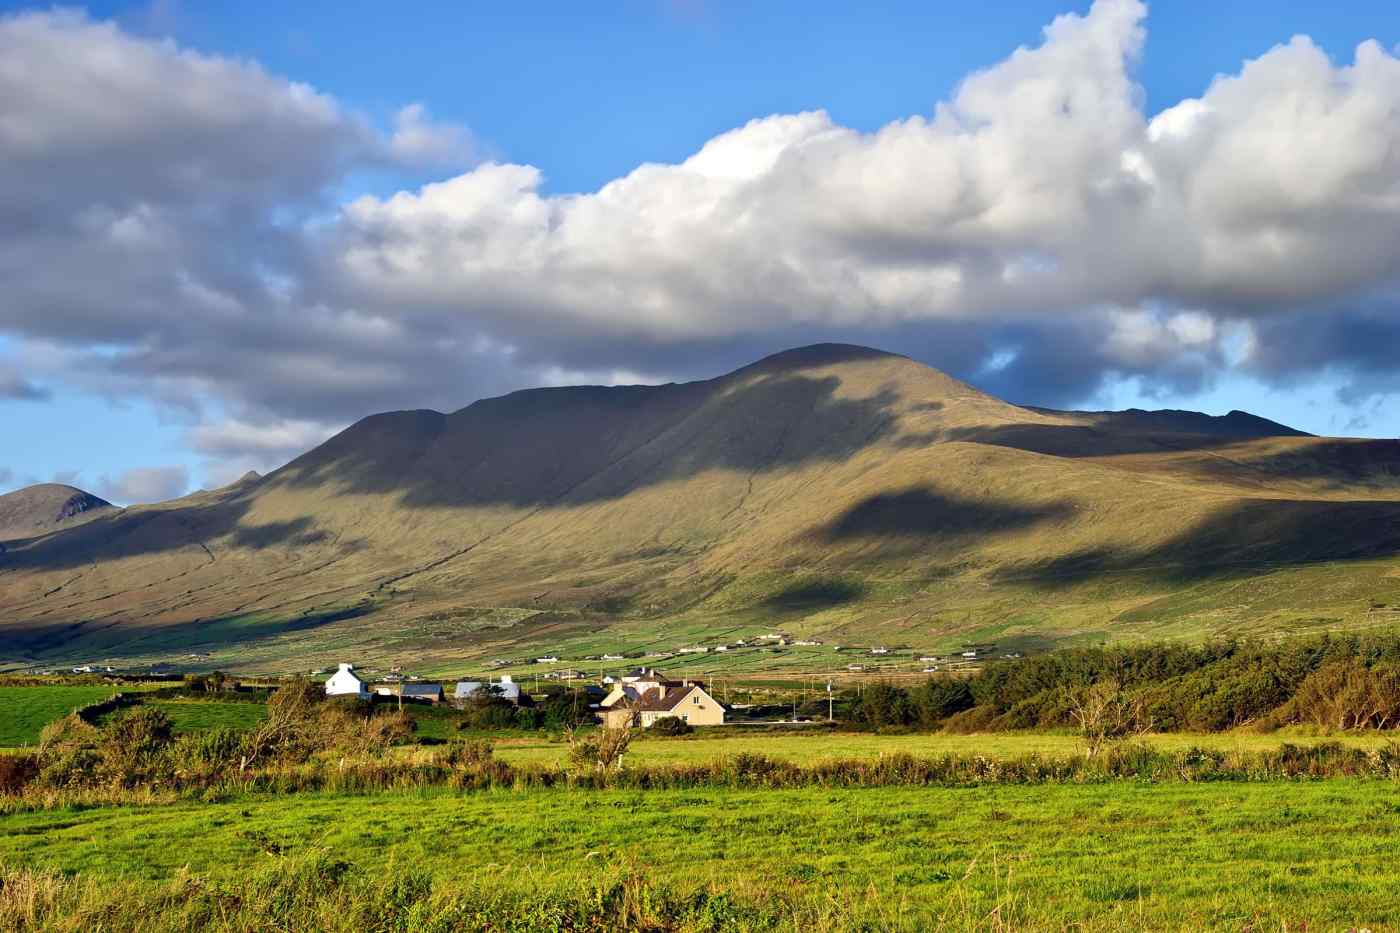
(338, 663, 353, 672)
(500, 674, 513, 684)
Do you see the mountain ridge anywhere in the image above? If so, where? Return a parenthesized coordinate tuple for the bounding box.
(3, 344, 1398, 674)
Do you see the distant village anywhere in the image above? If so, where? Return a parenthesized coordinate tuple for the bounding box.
(33, 635, 1026, 692)
(324, 662, 727, 729)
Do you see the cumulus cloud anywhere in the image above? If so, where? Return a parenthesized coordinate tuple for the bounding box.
(388, 104, 477, 168)
(96, 465, 190, 505)
(2, 0, 1400, 481)
(189, 417, 341, 485)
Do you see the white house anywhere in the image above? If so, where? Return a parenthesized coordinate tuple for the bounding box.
(325, 662, 368, 698)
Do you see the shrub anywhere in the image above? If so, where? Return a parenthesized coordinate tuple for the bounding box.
(171, 727, 247, 776)
(1068, 679, 1152, 757)
(568, 727, 632, 772)
(98, 707, 175, 785)
(36, 714, 98, 762)
(35, 748, 102, 789)
(1290, 658, 1400, 730)
(648, 716, 693, 737)
(0, 754, 39, 795)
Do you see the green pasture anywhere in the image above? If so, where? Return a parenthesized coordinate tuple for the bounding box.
(4, 780, 1399, 929)
(490, 727, 1400, 767)
(143, 699, 266, 733)
(0, 686, 120, 746)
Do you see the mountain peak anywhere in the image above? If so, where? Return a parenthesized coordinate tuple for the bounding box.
(0, 483, 114, 542)
(744, 343, 907, 373)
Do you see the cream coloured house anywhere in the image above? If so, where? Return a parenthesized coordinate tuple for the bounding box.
(602, 680, 726, 728)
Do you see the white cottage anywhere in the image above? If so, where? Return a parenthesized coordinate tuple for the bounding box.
(325, 662, 368, 698)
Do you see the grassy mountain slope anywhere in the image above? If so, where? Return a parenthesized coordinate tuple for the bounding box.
(3, 344, 1399, 673)
(0, 484, 114, 543)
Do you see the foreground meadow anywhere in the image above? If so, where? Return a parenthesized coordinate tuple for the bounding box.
(3, 780, 1399, 930)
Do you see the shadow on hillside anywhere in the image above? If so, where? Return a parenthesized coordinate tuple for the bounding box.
(13, 602, 375, 659)
(0, 493, 335, 573)
(275, 370, 905, 509)
(1192, 439, 1400, 487)
(938, 424, 1240, 458)
(821, 488, 1073, 543)
(995, 497, 1400, 587)
(230, 517, 330, 549)
(932, 408, 1307, 459)
(763, 578, 868, 613)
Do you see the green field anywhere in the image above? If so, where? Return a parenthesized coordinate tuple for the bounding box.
(4, 781, 1399, 929)
(0, 685, 120, 746)
(144, 699, 267, 733)
(490, 727, 1398, 767)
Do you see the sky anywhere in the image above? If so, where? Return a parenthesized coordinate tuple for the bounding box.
(2, 0, 1400, 503)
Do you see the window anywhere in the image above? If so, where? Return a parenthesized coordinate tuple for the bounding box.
(693, 695, 700, 704)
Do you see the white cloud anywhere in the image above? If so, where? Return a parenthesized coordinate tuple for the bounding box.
(96, 465, 190, 504)
(321, 0, 1400, 361)
(388, 103, 476, 168)
(2, 0, 1400, 474)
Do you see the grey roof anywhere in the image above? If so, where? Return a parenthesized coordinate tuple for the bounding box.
(400, 683, 443, 698)
(455, 680, 522, 701)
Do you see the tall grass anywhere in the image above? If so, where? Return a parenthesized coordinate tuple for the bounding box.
(0, 848, 940, 932)
(6, 740, 1400, 813)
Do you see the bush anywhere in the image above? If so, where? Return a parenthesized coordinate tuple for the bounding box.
(35, 748, 102, 790)
(98, 707, 175, 785)
(0, 754, 39, 795)
(568, 727, 632, 772)
(171, 727, 247, 775)
(648, 716, 693, 737)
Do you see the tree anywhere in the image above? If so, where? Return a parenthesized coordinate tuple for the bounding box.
(853, 682, 912, 728)
(1068, 679, 1151, 758)
(910, 677, 975, 727)
(567, 726, 632, 772)
(240, 680, 322, 770)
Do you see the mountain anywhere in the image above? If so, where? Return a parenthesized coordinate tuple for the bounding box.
(3, 343, 1400, 673)
(0, 484, 114, 543)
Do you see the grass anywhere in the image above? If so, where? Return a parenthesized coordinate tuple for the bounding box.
(0, 686, 119, 746)
(488, 727, 1400, 767)
(144, 699, 266, 733)
(3, 781, 1400, 928)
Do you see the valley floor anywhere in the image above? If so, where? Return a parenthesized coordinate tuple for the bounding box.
(4, 780, 1399, 930)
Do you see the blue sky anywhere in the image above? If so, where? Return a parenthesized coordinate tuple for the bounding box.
(3, 0, 1400, 502)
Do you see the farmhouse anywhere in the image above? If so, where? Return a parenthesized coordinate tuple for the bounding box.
(325, 663, 368, 698)
(602, 680, 726, 729)
(601, 667, 673, 707)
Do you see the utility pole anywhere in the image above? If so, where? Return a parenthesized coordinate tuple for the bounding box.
(827, 681, 833, 722)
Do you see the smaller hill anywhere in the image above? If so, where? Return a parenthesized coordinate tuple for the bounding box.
(0, 484, 115, 542)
